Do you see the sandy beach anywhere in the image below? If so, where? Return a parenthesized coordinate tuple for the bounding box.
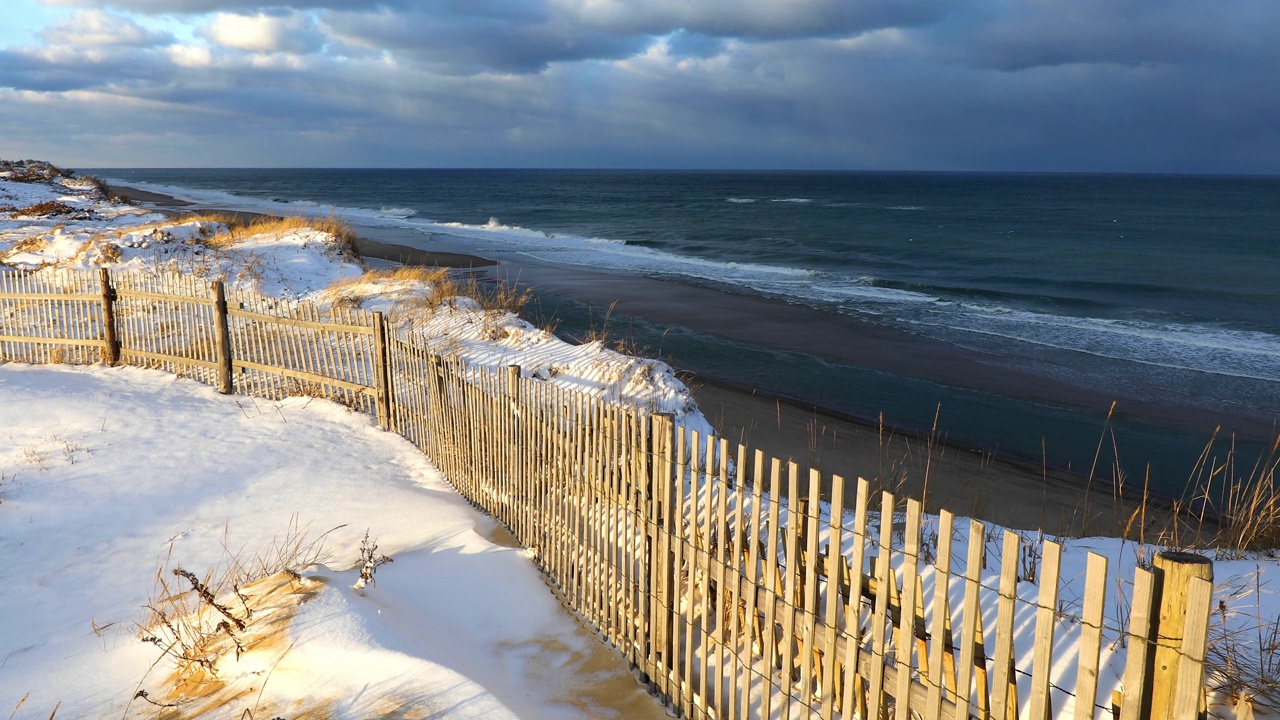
(107, 182, 1180, 535)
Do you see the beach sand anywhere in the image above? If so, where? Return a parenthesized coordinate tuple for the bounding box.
(108, 183, 1179, 535)
(687, 376, 1162, 534)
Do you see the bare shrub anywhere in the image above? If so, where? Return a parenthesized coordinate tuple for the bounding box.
(352, 530, 393, 593)
(0, 159, 70, 183)
(14, 201, 80, 218)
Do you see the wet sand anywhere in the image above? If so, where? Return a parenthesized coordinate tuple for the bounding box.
(686, 376, 1172, 534)
(109, 183, 1184, 535)
(491, 260, 1275, 443)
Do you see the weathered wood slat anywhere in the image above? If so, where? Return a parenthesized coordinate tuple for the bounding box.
(991, 531, 1022, 720)
(1171, 577, 1213, 720)
(956, 519, 986, 720)
(0, 334, 105, 348)
(115, 289, 216, 305)
(0, 291, 102, 301)
(1118, 568, 1157, 720)
(227, 305, 374, 334)
(896, 499, 923, 720)
(1074, 552, 1109, 720)
(925, 510, 957, 720)
(232, 358, 376, 395)
(868, 491, 895, 719)
(818, 473, 846, 720)
(1029, 540, 1063, 720)
(122, 347, 220, 369)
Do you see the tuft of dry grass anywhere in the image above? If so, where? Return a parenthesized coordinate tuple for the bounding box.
(327, 266, 530, 316)
(1206, 570, 1280, 713)
(1178, 432, 1280, 557)
(131, 519, 340, 712)
(201, 214, 359, 259)
(569, 299, 651, 356)
(80, 175, 108, 196)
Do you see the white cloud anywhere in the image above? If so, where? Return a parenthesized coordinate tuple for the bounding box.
(166, 42, 214, 68)
(40, 9, 172, 47)
(200, 11, 323, 54)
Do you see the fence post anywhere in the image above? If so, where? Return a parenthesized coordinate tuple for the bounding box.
(98, 268, 119, 366)
(372, 311, 392, 431)
(1150, 550, 1213, 720)
(212, 280, 232, 394)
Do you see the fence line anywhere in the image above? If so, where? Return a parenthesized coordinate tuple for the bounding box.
(0, 267, 1214, 720)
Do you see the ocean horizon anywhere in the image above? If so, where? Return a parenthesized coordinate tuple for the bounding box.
(91, 167, 1280, 500)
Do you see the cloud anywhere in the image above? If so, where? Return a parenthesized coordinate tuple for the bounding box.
(200, 10, 324, 54)
(40, 9, 173, 47)
(937, 0, 1280, 71)
(322, 6, 644, 75)
(5, 0, 1280, 172)
(551, 0, 947, 39)
(0, 45, 176, 92)
(41, 0, 385, 11)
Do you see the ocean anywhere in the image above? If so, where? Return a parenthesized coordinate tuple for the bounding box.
(91, 168, 1280, 498)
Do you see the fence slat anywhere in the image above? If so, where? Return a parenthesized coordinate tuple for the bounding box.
(895, 499, 923, 720)
(1171, 576, 1213, 720)
(1074, 552, 1110, 720)
(1029, 540, 1063, 720)
(924, 510, 956, 720)
(868, 490, 895, 719)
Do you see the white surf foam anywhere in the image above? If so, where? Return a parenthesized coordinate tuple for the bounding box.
(105, 176, 1280, 386)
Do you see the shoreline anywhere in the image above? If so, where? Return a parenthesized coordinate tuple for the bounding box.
(106, 182, 1193, 534)
(489, 258, 1278, 443)
(683, 370, 1180, 534)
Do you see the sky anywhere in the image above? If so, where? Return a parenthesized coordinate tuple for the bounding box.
(1, 0, 1279, 172)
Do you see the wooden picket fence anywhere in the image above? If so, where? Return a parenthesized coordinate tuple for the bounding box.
(0, 267, 1215, 720)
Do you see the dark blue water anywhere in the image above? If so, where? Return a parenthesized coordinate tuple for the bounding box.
(93, 168, 1280, 497)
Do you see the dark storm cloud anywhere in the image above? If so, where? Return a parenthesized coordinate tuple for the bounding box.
(944, 0, 1280, 71)
(556, 0, 947, 40)
(324, 5, 647, 75)
(8, 0, 1280, 172)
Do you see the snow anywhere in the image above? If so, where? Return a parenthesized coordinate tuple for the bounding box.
(2, 161, 1277, 718)
(0, 363, 667, 719)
